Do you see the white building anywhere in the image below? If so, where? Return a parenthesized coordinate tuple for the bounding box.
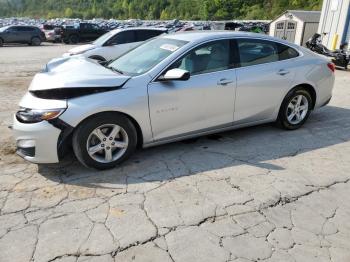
(269, 10, 321, 46)
(318, 0, 350, 49)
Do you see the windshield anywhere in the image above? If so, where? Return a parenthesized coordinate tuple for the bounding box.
(0, 26, 10, 32)
(108, 37, 188, 76)
(93, 31, 116, 46)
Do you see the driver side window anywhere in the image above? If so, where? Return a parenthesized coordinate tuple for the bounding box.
(170, 40, 231, 75)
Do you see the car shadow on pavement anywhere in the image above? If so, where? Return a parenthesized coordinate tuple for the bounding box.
(38, 105, 350, 189)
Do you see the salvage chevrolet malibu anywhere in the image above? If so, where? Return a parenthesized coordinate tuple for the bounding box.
(12, 31, 335, 169)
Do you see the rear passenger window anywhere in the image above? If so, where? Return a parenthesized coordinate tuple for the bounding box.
(136, 30, 163, 41)
(277, 43, 299, 60)
(22, 27, 35, 32)
(237, 39, 279, 67)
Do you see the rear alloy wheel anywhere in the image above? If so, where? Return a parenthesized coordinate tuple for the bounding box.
(31, 37, 41, 46)
(277, 88, 313, 130)
(72, 113, 137, 169)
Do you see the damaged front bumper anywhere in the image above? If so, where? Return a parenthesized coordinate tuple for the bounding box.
(12, 91, 72, 164)
(12, 115, 62, 163)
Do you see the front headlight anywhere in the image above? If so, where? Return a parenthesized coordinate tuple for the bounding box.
(16, 108, 66, 123)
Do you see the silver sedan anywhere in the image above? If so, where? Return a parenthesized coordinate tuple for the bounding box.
(13, 31, 335, 169)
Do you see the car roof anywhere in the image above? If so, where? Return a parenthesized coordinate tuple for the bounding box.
(9, 25, 37, 28)
(109, 27, 167, 34)
(162, 30, 301, 49)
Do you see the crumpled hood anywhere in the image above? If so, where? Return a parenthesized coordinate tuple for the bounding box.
(68, 44, 97, 54)
(29, 57, 130, 91)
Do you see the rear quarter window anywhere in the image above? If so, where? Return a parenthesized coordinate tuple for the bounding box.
(277, 43, 299, 60)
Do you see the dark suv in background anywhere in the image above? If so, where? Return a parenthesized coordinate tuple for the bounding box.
(0, 25, 46, 46)
(61, 22, 107, 44)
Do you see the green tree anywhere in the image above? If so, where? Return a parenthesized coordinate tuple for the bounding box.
(0, 0, 322, 20)
(64, 7, 73, 18)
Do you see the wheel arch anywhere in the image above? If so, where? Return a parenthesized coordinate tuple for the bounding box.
(69, 34, 80, 43)
(286, 83, 317, 109)
(72, 110, 144, 149)
(293, 83, 317, 109)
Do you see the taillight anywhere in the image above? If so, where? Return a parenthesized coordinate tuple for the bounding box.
(327, 62, 335, 73)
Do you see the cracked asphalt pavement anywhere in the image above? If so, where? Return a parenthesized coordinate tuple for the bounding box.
(1, 44, 350, 262)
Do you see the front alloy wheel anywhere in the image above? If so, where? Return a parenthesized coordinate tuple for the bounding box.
(86, 124, 129, 163)
(72, 113, 137, 169)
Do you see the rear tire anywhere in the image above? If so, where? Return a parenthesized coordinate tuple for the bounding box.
(69, 35, 79, 44)
(0, 38, 3, 47)
(72, 113, 137, 170)
(277, 87, 313, 130)
(31, 37, 41, 46)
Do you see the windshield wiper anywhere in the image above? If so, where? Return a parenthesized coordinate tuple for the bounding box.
(106, 66, 124, 75)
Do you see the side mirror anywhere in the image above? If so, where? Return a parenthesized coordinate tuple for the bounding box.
(160, 69, 190, 81)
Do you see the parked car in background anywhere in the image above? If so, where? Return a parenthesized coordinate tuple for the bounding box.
(0, 25, 45, 46)
(40, 24, 61, 43)
(61, 22, 107, 44)
(13, 31, 335, 169)
(63, 27, 167, 61)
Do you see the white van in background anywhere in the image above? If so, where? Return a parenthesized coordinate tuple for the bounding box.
(63, 27, 167, 61)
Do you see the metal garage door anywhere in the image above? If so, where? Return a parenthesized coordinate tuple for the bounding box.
(274, 20, 297, 42)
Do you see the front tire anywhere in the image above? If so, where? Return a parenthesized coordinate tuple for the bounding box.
(0, 38, 3, 47)
(72, 113, 137, 170)
(277, 88, 313, 130)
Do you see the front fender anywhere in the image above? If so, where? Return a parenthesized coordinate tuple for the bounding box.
(59, 83, 153, 144)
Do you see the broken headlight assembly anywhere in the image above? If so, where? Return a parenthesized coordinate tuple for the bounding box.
(16, 108, 66, 123)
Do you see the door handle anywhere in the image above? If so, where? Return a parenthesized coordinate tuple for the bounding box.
(277, 69, 290, 76)
(217, 78, 233, 85)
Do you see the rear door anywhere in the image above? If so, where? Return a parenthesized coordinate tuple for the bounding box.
(233, 38, 299, 124)
(148, 39, 237, 141)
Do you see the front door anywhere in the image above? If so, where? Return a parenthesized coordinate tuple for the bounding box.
(148, 40, 236, 141)
(5, 27, 20, 43)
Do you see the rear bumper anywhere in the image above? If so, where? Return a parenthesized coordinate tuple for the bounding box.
(12, 115, 61, 163)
